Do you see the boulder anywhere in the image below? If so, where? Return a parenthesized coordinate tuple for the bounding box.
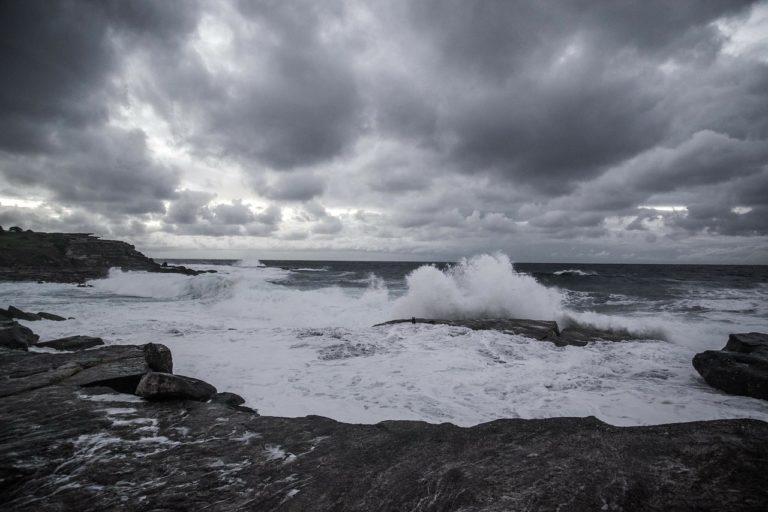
(136, 372, 217, 401)
(693, 350, 768, 400)
(37, 335, 104, 351)
(0, 322, 39, 351)
(37, 312, 67, 321)
(7, 306, 42, 321)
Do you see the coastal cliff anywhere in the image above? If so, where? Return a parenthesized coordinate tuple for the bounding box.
(0, 229, 207, 283)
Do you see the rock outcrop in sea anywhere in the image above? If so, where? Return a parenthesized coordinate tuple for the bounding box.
(0, 229, 212, 283)
(693, 332, 768, 400)
(375, 317, 645, 347)
(2, 320, 768, 510)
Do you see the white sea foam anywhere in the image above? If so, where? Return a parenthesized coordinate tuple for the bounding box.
(553, 269, 597, 277)
(235, 256, 265, 268)
(392, 253, 563, 321)
(5, 254, 768, 428)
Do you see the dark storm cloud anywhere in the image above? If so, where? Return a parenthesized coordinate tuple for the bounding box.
(398, 0, 761, 195)
(164, 190, 282, 236)
(0, 0, 200, 217)
(1, 0, 767, 259)
(140, 0, 363, 173)
(254, 173, 326, 201)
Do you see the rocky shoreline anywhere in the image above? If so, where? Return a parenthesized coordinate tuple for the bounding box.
(0, 229, 211, 283)
(2, 314, 768, 510)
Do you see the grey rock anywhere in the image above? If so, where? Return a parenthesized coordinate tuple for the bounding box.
(211, 391, 245, 407)
(0, 343, 173, 397)
(724, 332, 768, 356)
(136, 372, 217, 401)
(7, 306, 41, 321)
(0, 322, 38, 351)
(37, 335, 104, 351)
(37, 311, 67, 321)
(0, 308, 12, 321)
(693, 350, 768, 400)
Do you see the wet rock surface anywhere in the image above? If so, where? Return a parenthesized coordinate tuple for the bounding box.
(693, 332, 768, 400)
(1, 342, 767, 510)
(0, 322, 38, 351)
(375, 318, 645, 347)
(0, 231, 212, 283)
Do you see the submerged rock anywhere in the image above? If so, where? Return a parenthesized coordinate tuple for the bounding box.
(693, 332, 768, 400)
(37, 335, 104, 351)
(136, 371, 217, 401)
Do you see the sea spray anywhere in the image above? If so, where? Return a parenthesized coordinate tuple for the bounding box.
(391, 253, 563, 321)
(91, 269, 235, 300)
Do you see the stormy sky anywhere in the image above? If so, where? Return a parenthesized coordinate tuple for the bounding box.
(1, 1, 767, 263)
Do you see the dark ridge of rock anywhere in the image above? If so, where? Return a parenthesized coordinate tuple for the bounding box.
(545, 324, 648, 347)
(693, 333, 768, 401)
(0, 231, 213, 283)
(7, 306, 41, 321)
(36, 335, 104, 351)
(1, 345, 768, 511)
(136, 371, 217, 401)
(375, 318, 647, 346)
(0, 322, 39, 351)
(0, 308, 11, 321)
(36, 311, 66, 321)
(0, 343, 173, 397)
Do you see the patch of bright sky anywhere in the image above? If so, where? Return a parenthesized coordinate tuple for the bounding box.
(0, 197, 44, 209)
(716, 2, 768, 61)
(638, 205, 688, 212)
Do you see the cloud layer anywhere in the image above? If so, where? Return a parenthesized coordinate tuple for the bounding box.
(1, 0, 767, 262)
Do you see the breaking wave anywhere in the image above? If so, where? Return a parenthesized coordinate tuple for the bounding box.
(392, 253, 564, 321)
(553, 269, 598, 277)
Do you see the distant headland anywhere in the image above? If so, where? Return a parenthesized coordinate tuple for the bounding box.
(0, 227, 212, 283)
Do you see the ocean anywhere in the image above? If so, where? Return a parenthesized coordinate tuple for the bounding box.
(3, 253, 768, 427)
